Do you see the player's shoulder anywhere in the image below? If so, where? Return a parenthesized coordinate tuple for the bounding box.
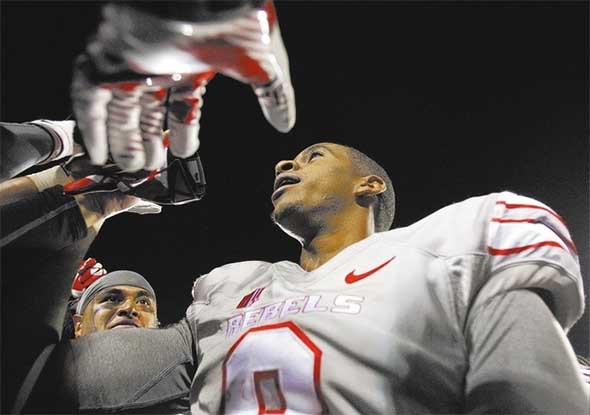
(382, 191, 583, 331)
(383, 191, 504, 256)
(483, 191, 583, 330)
(383, 190, 570, 253)
(191, 260, 273, 303)
(420, 190, 527, 225)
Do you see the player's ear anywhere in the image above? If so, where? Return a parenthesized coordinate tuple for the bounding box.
(72, 314, 83, 338)
(354, 175, 386, 206)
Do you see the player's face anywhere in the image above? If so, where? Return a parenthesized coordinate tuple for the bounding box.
(271, 143, 358, 227)
(74, 285, 158, 337)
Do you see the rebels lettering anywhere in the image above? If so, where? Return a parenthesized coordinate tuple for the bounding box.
(226, 294, 364, 337)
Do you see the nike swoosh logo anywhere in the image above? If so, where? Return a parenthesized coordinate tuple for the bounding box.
(344, 256, 396, 284)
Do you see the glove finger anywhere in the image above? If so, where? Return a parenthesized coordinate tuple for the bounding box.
(75, 258, 97, 279)
(140, 87, 168, 170)
(167, 71, 215, 158)
(126, 199, 162, 215)
(107, 83, 146, 171)
(213, 8, 275, 85)
(72, 82, 112, 165)
(250, 9, 295, 133)
(214, 2, 296, 132)
(109, 194, 162, 216)
(71, 258, 107, 297)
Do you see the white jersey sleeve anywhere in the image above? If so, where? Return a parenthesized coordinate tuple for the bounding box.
(478, 191, 584, 331)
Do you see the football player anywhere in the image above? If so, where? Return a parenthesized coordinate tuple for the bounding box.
(0, 163, 193, 414)
(183, 142, 587, 414)
(4, 142, 587, 414)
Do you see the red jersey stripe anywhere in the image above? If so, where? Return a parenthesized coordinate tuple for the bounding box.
(491, 218, 538, 224)
(490, 217, 578, 254)
(495, 201, 566, 227)
(488, 240, 565, 256)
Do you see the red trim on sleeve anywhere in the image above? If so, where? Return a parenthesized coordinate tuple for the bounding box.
(495, 201, 567, 227)
(491, 217, 538, 224)
(490, 217, 578, 254)
(488, 241, 565, 256)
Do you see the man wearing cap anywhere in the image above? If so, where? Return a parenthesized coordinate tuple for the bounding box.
(61, 258, 159, 338)
(71, 266, 159, 337)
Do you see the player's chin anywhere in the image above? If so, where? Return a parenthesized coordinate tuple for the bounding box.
(270, 206, 282, 226)
(270, 202, 301, 229)
(270, 193, 285, 216)
(270, 202, 290, 227)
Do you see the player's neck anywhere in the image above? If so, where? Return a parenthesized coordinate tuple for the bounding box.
(299, 211, 374, 272)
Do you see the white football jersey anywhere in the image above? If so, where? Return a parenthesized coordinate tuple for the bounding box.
(186, 191, 584, 414)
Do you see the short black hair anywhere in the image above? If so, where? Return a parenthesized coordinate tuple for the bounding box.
(345, 146, 395, 232)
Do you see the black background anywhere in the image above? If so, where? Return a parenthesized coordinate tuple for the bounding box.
(2, 1, 588, 356)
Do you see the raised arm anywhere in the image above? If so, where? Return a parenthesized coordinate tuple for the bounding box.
(0, 164, 160, 412)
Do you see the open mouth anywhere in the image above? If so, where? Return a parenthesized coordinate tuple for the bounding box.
(272, 174, 300, 201)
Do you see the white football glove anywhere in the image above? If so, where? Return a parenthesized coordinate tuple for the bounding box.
(72, 0, 295, 172)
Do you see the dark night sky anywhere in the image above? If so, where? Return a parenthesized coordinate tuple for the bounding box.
(1, 1, 588, 355)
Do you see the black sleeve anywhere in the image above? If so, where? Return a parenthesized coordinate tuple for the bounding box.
(24, 319, 195, 414)
(0, 185, 87, 249)
(0, 122, 55, 181)
(464, 289, 588, 414)
(2, 231, 98, 413)
(0, 185, 95, 412)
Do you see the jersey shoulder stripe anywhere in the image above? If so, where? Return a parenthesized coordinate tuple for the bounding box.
(490, 195, 578, 256)
(488, 241, 564, 256)
(479, 191, 584, 331)
(487, 192, 579, 270)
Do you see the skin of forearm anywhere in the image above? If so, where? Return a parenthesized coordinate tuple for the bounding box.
(1, 160, 147, 240)
(0, 170, 107, 231)
(0, 177, 39, 207)
(74, 190, 140, 231)
(74, 194, 107, 231)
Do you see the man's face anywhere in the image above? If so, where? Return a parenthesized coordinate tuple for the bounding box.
(271, 143, 358, 229)
(74, 285, 158, 337)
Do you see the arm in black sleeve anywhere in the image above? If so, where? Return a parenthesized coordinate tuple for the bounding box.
(24, 318, 195, 414)
(0, 185, 87, 249)
(2, 230, 99, 413)
(0, 184, 97, 412)
(0, 122, 56, 181)
(464, 288, 588, 414)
